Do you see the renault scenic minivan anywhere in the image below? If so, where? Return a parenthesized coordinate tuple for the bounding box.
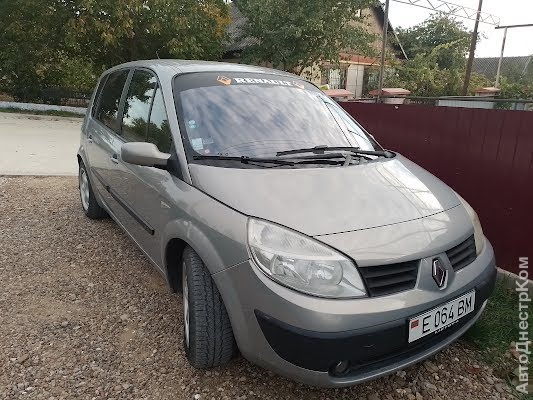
(77, 60, 496, 387)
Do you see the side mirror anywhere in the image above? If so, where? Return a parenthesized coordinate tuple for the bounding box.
(121, 142, 170, 168)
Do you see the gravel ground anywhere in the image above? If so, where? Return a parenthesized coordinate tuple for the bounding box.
(0, 176, 516, 400)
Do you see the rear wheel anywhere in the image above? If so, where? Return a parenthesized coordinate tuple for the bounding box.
(78, 161, 106, 219)
(182, 246, 236, 368)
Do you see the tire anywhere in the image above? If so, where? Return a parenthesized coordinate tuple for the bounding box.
(182, 246, 236, 368)
(78, 161, 107, 219)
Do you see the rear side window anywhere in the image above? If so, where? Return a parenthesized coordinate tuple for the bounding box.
(91, 78, 107, 117)
(121, 70, 157, 142)
(96, 69, 129, 132)
(146, 87, 172, 153)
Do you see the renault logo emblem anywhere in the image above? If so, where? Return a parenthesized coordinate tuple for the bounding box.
(217, 76, 232, 85)
(432, 259, 447, 289)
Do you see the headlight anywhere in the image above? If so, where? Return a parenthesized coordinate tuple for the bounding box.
(247, 218, 367, 298)
(456, 193, 484, 255)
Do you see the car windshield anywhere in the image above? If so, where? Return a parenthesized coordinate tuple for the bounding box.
(173, 72, 380, 160)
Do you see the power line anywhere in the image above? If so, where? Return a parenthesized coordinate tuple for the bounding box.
(390, 0, 500, 25)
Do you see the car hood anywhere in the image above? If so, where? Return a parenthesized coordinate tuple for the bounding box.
(188, 155, 460, 236)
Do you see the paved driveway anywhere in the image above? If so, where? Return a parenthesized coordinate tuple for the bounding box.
(0, 112, 82, 175)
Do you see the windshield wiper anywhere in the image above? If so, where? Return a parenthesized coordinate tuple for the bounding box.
(276, 145, 394, 158)
(193, 154, 352, 167)
(193, 154, 295, 166)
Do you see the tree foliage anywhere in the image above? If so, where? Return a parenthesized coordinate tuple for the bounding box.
(387, 14, 533, 99)
(498, 76, 533, 101)
(65, 0, 230, 65)
(0, 0, 230, 100)
(0, 0, 69, 99)
(383, 14, 476, 96)
(385, 52, 490, 97)
(236, 0, 376, 75)
(396, 14, 471, 70)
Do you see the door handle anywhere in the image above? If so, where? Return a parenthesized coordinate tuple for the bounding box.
(110, 154, 119, 164)
(87, 134, 93, 144)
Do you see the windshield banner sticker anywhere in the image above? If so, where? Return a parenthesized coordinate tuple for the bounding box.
(216, 75, 304, 88)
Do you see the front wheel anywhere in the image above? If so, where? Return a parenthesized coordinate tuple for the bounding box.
(182, 246, 236, 368)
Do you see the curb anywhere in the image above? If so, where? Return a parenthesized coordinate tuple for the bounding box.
(0, 101, 87, 115)
(496, 267, 533, 290)
(0, 111, 83, 122)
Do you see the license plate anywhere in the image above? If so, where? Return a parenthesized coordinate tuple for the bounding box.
(408, 290, 476, 343)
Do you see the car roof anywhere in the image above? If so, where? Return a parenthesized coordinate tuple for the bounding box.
(103, 59, 299, 80)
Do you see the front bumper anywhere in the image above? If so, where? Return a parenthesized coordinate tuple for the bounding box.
(213, 238, 496, 387)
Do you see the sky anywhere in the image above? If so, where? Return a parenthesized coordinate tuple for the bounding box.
(387, 0, 533, 57)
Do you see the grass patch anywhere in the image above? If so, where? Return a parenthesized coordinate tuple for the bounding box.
(0, 107, 84, 118)
(462, 278, 532, 398)
(463, 279, 518, 358)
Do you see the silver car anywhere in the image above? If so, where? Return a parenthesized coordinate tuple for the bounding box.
(77, 60, 496, 387)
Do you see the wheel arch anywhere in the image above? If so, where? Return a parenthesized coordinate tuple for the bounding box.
(162, 219, 241, 293)
(164, 237, 188, 292)
(77, 144, 89, 166)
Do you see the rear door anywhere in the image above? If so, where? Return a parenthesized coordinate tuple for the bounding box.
(85, 68, 130, 215)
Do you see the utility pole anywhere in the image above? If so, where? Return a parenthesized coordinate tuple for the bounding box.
(495, 27, 508, 87)
(462, 0, 483, 95)
(377, 0, 390, 103)
(494, 24, 533, 87)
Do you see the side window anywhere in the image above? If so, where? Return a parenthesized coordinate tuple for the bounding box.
(91, 76, 108, 117)
(121, 70, 157, 142)
(96, 69, 129, 132)
(147, 86, 172, 153)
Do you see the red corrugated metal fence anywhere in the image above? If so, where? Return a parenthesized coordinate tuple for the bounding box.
(341, 102, 533, 274)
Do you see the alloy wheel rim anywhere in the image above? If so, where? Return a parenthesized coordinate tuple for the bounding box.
(79, 169, 90, 211)
(182, 261, 190, 347)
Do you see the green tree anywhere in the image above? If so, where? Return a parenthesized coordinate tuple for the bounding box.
(498, 76, 533, 100)
(236, 0, 375, 75)
(0, 0, 70, 100)
(0, 0, 230, 100)
(66, 0, 230, 67)
(396, 14, 471, 70)
(383, 14, 480, 96)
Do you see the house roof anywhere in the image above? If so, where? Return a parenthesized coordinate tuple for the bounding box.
(472, 56, 532, 80)
(225, 3, 407, 60)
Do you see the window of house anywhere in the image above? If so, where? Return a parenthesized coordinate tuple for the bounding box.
(321, 67, 347, 90)
(121, 70, 157, 142)
(95, 69, 129, 133)
(146, 86, 172, 153)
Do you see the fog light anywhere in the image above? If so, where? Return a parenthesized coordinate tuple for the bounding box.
(332, 360, 350, 375)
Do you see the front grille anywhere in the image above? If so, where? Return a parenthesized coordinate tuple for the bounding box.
(359, 260, 419, 297)
(446, 235, 476, 271)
